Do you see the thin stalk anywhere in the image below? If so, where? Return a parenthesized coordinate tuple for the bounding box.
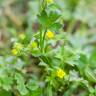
(42, 28, 47, 53)
(40, 26, 43, 52)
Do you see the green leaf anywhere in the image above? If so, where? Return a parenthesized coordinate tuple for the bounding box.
(49, 23, 62, 31)
(26, 80, 39, 91)
(85, 68, 96, 83)
(89, 49, 96, 68)
(47, 4, 60, 10)
(39, 62, 49, 67)
(76, 53, 88, 74)
(46, 85, 52, 96)
(26, 88, 42, 96)
(38, 10, 48, 26)
(49, 11, 61, 23)
(66, 54, 79, 66)
(15, 73, 28, 95)
(1, 76, 13, 91)
(38, 10, 61, 28)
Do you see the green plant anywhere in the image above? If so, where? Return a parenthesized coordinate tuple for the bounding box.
(0, 0, 96, 96)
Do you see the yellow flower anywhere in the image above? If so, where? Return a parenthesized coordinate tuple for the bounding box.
(31, 42, 38, 48)
(56, 68, 66, 79)
(46, 30, 54, 39)
(14, 43, 23, 50)
(19, 33, 25, 40)
(29, 41, 38, 49)
(11, 48, 18, 55)
(46, 0, 53, 4)
(12, 43, 23, 55)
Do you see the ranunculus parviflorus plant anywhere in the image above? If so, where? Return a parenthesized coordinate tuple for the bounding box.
(0, 0, 96, 96)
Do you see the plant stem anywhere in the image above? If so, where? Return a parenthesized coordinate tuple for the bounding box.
(42, 28, 47, 53)
(39, 0, 47, 53)
(40, 26, 43, 52)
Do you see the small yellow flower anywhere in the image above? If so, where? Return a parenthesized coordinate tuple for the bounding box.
(56, 68, 66, 79)
(12, 43, 23, 55)
(31, 42, 38, 48)
(19, 33, 25, 40)
(46, 30, 54, 39)
(11, 48, 18, 55)
(29, 41, 38, 49)
(46, 0, 53, 4)
(14, 43, 23, 50)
